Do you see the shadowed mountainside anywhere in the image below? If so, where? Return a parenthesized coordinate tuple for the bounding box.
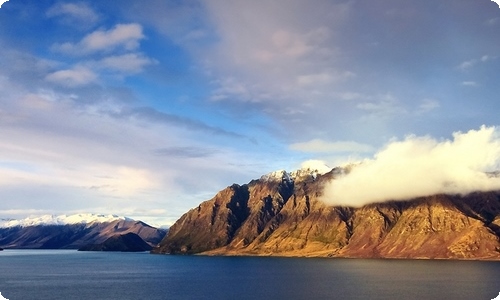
(78, 232, 153, 252)
(0, 219, 167, 249)
(153, 169, 500, 259)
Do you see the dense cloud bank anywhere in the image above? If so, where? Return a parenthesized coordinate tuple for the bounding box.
(322, 126, 500, 206)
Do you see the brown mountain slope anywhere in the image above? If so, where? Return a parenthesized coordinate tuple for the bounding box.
(153, 169, 500, 259)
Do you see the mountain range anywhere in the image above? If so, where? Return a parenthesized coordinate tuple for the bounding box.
(153, 167, 500, 259)
(0, 214, 167, 250)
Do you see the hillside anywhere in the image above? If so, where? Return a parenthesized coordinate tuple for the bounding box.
(0, 215, 167, 249)
(153, 168, 500, 259)
(78, 232, 153, 252)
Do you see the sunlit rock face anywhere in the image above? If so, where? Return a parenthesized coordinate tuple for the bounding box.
(154, 169, 500, 259)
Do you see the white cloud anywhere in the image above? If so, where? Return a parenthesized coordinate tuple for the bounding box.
(53, 23, 145, 54)
(45, 66, 97, 86)
(0, 78, 269, 224)
(0, 0, 8, 8)
(46, 2, 99, 24)
(0, 292, 8, 300)
(418, 98, 440, 113)
(356, 93, 406, 118)
(300, 159, 331, 174)
(321, 126, 500, 207)
(457, 59, 476, 70)
(290, 139, 374, 153)
(457, 55, 494, 71)
(99, 53, 156, 73)
(210, 77, 253, 102)
(199, 0, 352, 105)
(296, 71, 355, 87)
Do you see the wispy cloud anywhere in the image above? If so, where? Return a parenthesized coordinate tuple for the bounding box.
(199, 0, 352, 106)
(290, 139, 374, 154)
(53, 23, 145, 54)
(457, 55, 494, 71)
(153, 146, 216, 158)
(1, 0, 500, 225)
(461, 81, 478, 87)
(98, 53, 157, 74)
(45, 66, 97, 87)
(117, 107, 245, 138)
(46, 2, 99, 25)
(417, 98, 440, 113)
(356, 94, 406, 118)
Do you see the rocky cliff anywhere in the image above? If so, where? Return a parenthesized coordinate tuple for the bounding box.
(153, 168, 500, 259)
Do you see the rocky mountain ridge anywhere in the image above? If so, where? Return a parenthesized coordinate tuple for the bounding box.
(0, 213, 132, 228)
(0, 218, 167, 249)
(153, 167, 500, 259)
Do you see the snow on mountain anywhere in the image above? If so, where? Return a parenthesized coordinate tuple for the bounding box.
(260, 170, 290, 182)
(0, 213, 133, 228)
(260, 161, 332, 183)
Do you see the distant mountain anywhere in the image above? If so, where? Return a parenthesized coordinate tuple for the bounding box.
(0, 214, 167, 249)
(153, 167, 500, 259)
(78, 232, 153, 252)
(0, 213, 131, 227)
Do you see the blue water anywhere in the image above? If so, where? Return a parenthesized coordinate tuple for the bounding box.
(0, 250, 499, 300)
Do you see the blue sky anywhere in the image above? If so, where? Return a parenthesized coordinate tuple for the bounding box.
(0, 0, 499, 225)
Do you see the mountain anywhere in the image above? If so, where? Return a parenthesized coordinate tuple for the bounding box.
(153, 168, 500, 259)
(0, 213, 131, 227)
(78, 232, 153, 252)
(0, 214, 167, 249)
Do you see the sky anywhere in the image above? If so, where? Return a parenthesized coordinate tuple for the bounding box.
(0, 0, 500, 226)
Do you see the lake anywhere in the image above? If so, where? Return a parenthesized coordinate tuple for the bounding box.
(0, 250, 499, 300)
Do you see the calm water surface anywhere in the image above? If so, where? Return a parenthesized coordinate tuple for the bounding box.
(0, 250, 499, 300)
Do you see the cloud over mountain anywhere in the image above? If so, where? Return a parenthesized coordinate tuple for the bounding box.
(322, 126, 500, 206)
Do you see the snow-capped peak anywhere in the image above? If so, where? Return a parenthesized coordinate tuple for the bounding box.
(260, 170, 290, 182)
(261, 163, 333, 183)
(0, 213, 133, 228)
(299, 160, 331, 175)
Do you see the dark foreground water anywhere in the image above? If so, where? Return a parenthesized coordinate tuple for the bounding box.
(0, 250, 499, 300)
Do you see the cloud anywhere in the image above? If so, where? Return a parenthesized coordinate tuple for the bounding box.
(0, 291, 8, 300)
(296, 71, 355, 87)
(461, 81, 478, 87)
(53, 23, 144, 54)
(0, 84, 262, 224)
(99, 53, 156, 73)
(45, 66, 97, 87)
(457, 55, 494, 71)
(290, 139, 374, 153)
(300, 159, 331, 174)
(417, 99, 440, 113)
(198, 0, 352, 105)
(457, 59, 476, 71)
(120, 107, 245, 138)
(321, 126, 500, 207)
(46, 2, 99, 24)
(153, 146, 216, 158)
(485, 17, 499, 25)
(356, 94, 407, 119)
